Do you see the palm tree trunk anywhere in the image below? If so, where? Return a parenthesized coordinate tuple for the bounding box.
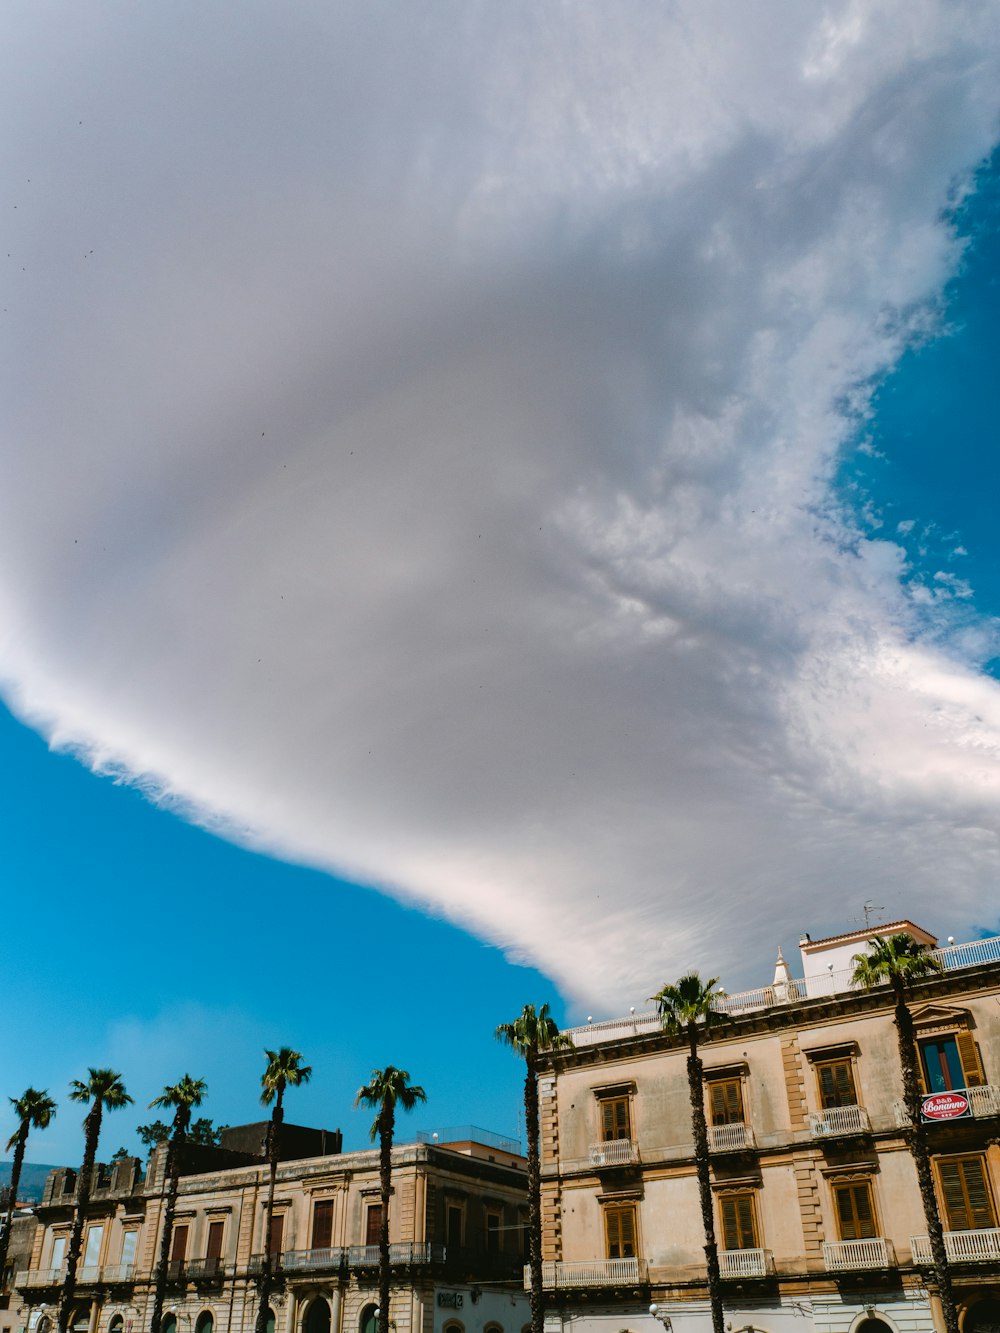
(255, 1090, 284, 1333)
(377, 1109, 394, 1333)
(0, 1122, 28, 1287)
(59, 1105, 103, 1333)
(687, 1023, 724, 1333)
(894, 987, 959, 1333)
(523, 1055, 544, 1333)
(149, 1120, 186, 1333)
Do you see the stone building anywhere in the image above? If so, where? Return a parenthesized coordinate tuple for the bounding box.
(534, 920, 1000, 1333)
(9, 1126, 530, 1333)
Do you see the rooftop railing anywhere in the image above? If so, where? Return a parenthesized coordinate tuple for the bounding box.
(416, 1126, 521, 1155)
(565, 933, 1000, 1046)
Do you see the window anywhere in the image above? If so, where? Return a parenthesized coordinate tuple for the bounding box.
(365, 1204, 382, 1246)
(268, 1214, 284, 1257)
(50, 1236, 66, 1269)
(195, 1313, 213, 1333)
(120, 1231, 137, 1267)
(486, 1211, 501, 1253)
(603, 1203, 637, 1259)
(83, 1224, 104, 1267)
(264, 1311, 276, 1333)
(708, 1079, 745, 1126)
(170, 1225, 188, 1263)
(446, 1203, 464, 1248)
(312, 1199, 334, 1249)
(599, 1097, 632, 1141)
(920, 1033, 984, 1092)
(938, 1156, 997, 1231)
(719, 1193, 757, 1250)
(206, 1220, 225, 1270)
(816, 1059, 857, 1109)
(161, 1318, 177, 1333)
(832, 1180, 877, 1240)
(108, 1317, 124, 1333)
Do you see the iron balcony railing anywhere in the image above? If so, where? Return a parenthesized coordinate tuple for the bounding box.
(281, 1248, 345, 1271)
(589, 1139, 640, 1167)
(718, 1248, 772, 1278)
(808, 1105, 871, 1138)
(912, 1229, 1000, 1263)
(182, 1260, 227, 1281)
(99, 1264, 135, 1283)
(708, 1123, 756, 1152)
(347, 1242, 444, 1267)
(530, 1258, 648, 1289)
(823, 1238, 894, 1270)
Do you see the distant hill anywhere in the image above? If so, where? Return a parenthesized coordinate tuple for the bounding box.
(0, 1162, 59, 1203)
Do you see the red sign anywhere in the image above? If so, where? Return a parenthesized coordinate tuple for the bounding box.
(921, 1091, 971, 1121)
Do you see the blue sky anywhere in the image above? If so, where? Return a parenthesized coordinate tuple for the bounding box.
(3, 4, 1000, 1169)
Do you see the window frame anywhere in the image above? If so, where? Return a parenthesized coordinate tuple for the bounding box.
(706, 1076, 746, 1127)
(592, 1082, 636, 1144)
(814, 1057, 858, 1110)
(935, 1154, 997, 1232)
(831, 1177, 879, 1241)
(717, 1190, 759, 1251)
(602, 1201, 638, 1260)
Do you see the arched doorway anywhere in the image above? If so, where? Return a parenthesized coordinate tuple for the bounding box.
(264, 1308, 276, 1333)
(69, 1308, 90, 1333)
(161, 1315, 178, 1333)
(856, 1321, 893, 1333)
(108, 1317, 125, 1333)
(966, 1300, 1000, 1333)
(305, 1298, 331, 1333)
(360, 1305, 377, 1333)
(196, 1312, 214, 1333)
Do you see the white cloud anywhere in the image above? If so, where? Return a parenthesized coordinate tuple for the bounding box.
(2, 1, 1000, 1012)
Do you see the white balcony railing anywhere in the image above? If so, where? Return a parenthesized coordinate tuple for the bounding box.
(719, 1248, 771, 1278)
(14, 1268, 63, 1288)
(531, 1258, 648, 1289)
(912, 1229, 1000, 1263)
(562, 931, 1000, 1045)
(100, 1264, 135, 1283)
(346, 1242, 443, 1266)
(708, 1122, 756, 1152)
(895, 1085, 1000, 1127)
(823, 1238, 894, 1270)
(590, 1139, 640, 1167)
(808, 1105, 870, 1137)
(77, 1266, 102, 1283)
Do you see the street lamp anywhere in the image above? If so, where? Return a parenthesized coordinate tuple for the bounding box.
(648, 1304, 672, 1331)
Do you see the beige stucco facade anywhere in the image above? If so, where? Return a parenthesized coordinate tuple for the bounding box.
(536, 924, 1000, 1333)
(7, 1134, 530, 1333)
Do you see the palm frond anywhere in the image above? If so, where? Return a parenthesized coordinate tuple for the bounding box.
(650, 973, 722, 1033)
(852, 933, 943, 990)
(260, 1048, 312, 1105)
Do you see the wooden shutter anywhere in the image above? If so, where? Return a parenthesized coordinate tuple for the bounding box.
(366, 1204, 382, 1246)
(601, 1098, 631, 1140)
(206, 1221, 224, 1262)
(269, 1214, 284, 1256)
(720, 1195, 756, 1250)
(834, 1183, 876, 1240)
(939, 1158, 996, 1232)
(818, 1061, 856, 1108)
(956, 1032, 986, 1087)
(605, 1205, 636, 1259)
(171, 1225, 188, 1262)
(312, 1200, 334, 1249)
(709, 1080, 744, 1126)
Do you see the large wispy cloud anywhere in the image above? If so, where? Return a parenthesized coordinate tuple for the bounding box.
(2, 1, 1000, 1010)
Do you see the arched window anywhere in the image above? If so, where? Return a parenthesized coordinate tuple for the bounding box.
(36, 1319, 51, 1333)
(484, 1323, 503, 1333)
(264, 1309, 276, 1333)
(161, 1316, 177, 1333)
(967, 1302, 1000, 1333)
(305, 1298, 332, 1333)
(108, 1317, 125, 1333)
(70, 1309, 90, 1333)
(195, 1312, 214, 1333)
(443, 1321, 464, 1333)
(856, 1321, 893, 1333)
(360, 1304, 378, 1333)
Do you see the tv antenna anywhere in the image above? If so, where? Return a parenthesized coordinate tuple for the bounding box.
(859, 900, 884, 929)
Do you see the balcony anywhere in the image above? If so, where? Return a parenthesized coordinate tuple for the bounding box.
(589, 1139, 640, 1167)
(708, 1123, 756, 1153)
(808, 1105, 870, 1138)
(99, 1265, 135, 1284)
(14, 1268, 63, 1289)
(719, 1249, 772, 1278)
(912, 1229, 1000, 1263)
(181, 1260, 227, 1282)
(281, 1248, 345, 1272)
(532, 1258, 648, 1289)
(346, 1242, 444, 1267)
(894, 1086, 1000, 1127)
(823, 1238, 894, 1270)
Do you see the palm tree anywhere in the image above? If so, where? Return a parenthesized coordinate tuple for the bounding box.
(0, 1089, 57, 1288)
(852, 933, 957, 1333)
(59, 1069, 131, 1333)
(354, 1067, 426, 1333)
(495, 1004, 571, 1333)
(148, 1075, 207, 1333)
(651, 975, 725, 1333)
(254, 1048, 312, 1333)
